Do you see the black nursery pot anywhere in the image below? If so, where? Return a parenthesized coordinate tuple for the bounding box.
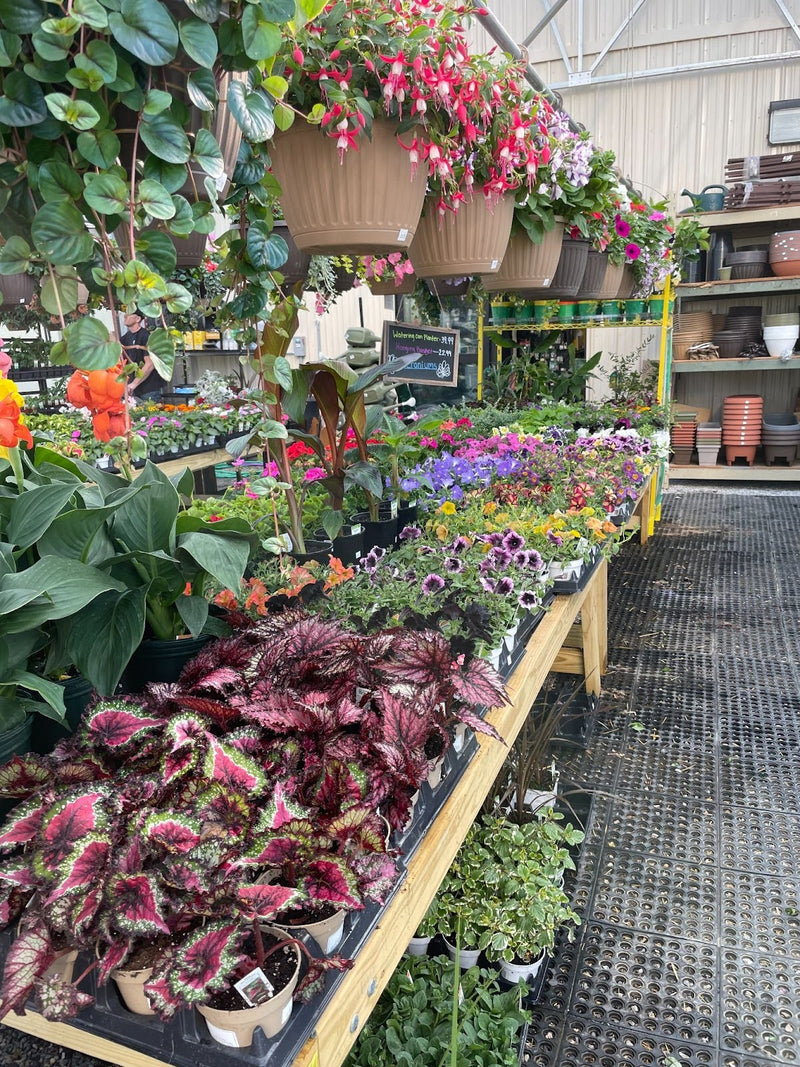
(119, 634, 214, 693)
(351, 510, 398, 550)
(291, 538, 334, 565)
(313, 525, 364, 565)
(396, 498, 419, 530)
(32, 674, 95, 755)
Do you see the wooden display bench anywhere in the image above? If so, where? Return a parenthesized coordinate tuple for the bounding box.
(130, 447, 235, 494)
(0, 563, 608, 1067)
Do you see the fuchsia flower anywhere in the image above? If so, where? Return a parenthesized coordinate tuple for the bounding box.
(625, 242, 641, 261)
(304, 467, 327, 482)
(614, 214, 631, 238)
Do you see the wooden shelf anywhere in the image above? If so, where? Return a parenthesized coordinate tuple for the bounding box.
(672, 356, 800, 373)
(679, 203, 800, 229)
(676, 277, 800, 299)
(670, 462, 800, 481)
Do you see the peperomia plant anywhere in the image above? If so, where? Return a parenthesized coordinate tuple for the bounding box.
(0, 609, 506, 1021)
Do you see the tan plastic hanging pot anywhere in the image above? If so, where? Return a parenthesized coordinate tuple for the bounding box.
(616, 263, 637, 299)
(596, 258, 625, 300)
(269, 120, 427, 255)
(482, 221, 565, 292)
(410, 193, 515, 278)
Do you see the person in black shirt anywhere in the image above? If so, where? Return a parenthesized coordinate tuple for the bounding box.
(121, 310, 163, 402)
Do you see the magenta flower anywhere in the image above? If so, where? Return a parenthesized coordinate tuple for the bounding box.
(614, 215, 631, 238)
(304, 466, 327, 482)
(625, 242, 641, 261)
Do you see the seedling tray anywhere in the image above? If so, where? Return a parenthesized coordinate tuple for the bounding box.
(551, 552, 602, 595)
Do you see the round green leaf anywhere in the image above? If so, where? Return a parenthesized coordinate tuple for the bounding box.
(241, 7, 281, 61)
(38, 160, 83, 202)
(108, 0, 179, 66)
(263, 75, 288, 99)
(140, 111, 191, 164)
(164, 281, 192, 313)
(45, 92, 100, 130)
(138, 178, 177, 220)
(31, 201, 94, 264)
(75, 39, 118, 84)
(146, 327, 175, 380)
(246, 222, 287, 269)
(273, 101, 294, 132)
(71, 0, 108, 30)
(0, 237, 32, 275)
(0, 30, 22, 67)
(130, 231, 177, 276)
(63, 316, 122, 370)
(0, 0, 44, 35)
(227, 81, 274, 143)
(193, 127, 224, 179)
(41, 271, 79, 315)
(66, 65, 104, 92)
(143, 156, 189, 195)
(83, 172, 129, 215)
(143, 88, 172, 115)
(186, 67, 216, 112)
(179, 16, 217, 67)
(41, 16, 80, 35)
(76, 129, 120, 168)
(260, 0, 294, 17)
(123, 258, 169, 300)
(0, 70, 46, 126)
(168, 195, 194, 237)
(31, 28, 71, 62)
(182, 0, 221, 20)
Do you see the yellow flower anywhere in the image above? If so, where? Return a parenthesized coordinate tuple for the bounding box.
(435, 524, 449, 542)
(440, 501, 456, 516)
(0, 378, 24, 409)
(483, 501, 498, 516)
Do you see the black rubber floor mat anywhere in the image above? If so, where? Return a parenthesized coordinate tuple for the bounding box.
(525, 486, 800, 1066)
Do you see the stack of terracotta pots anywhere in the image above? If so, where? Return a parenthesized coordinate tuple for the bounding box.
(722, 395, 763, 465)
(769, 230, 800, 277)
(670, 414, 697, 465)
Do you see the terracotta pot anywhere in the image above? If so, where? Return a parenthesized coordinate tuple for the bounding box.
(113, 966, 155, 1016)
(197, 927, 301, 1048)
(481, 222, 565, 293)
(409, 194, 515, 278)
(43, 949, 78, 985)
(269, 120, 426, 254)
(0, 272, 36, 311)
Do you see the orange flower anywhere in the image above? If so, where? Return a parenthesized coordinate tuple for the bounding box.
(66, 369, 92, 409)
(0, 395, 33, 448)
(324, 556, 355, 590)
(91, 410, 130, 442)
(87, 367, 125, 410)
(213, 589, 240, 610)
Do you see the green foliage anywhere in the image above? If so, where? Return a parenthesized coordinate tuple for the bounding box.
(482, 332, 601, 409)
(345, 954, 529, 1067)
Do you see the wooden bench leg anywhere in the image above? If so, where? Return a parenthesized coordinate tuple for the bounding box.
(579, 558, 607, 695)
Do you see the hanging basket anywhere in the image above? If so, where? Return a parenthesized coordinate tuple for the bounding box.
(425, 276, 471, 297)
(576, 249, 610, 299)
(481, 221, 565, 293)
(616, 264, 637, 299)
(409, 193, 515, 278)
(366, 274, 416, 295)
(268, 120, 427, 255)
(273, 221, 311, 287)
(527, 236, 589, 299)
(0, 272, 37, 311)
(596, 259, 625, 300)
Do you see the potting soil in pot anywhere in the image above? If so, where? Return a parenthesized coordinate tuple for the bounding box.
(205, 934, 297, 1013)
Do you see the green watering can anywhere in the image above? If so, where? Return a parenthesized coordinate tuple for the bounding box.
(680, 185, 728, 212)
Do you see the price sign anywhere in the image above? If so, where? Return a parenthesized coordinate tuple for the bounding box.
(381, 321, 460, 387)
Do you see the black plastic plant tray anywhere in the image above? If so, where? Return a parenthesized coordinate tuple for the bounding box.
(551, 689, 599, 749)
(550, 553, 602, 596)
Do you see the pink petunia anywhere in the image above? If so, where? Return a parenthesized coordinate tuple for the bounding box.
(625, 242, 641, 261)
(614, 215, 631, 238)
(304, 467, 327, 482)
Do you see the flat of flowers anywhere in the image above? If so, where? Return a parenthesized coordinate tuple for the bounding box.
(550, 552, 602, 596)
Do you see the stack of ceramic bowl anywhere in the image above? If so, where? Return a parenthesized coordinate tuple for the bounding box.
(695, 422, 722, 466)
(722, 395, 763, 465)
(761, 412, 800, 465)
(672, 310, 714, 361)
(769, 231, 800, 277)
(762, 313, 799, 359)
(670, 412, 697, 465)
(712, 306, 762, 359)
(724, 249, 770, 280)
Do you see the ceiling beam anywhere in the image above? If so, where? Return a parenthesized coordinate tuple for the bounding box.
(550, 49, 800, 89)
(521, 0, 571, 47)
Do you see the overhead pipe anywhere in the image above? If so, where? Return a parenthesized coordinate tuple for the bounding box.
(522, 0, 572, 48)
(474, 5, 583, 132)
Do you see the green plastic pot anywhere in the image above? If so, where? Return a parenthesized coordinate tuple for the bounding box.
(533, 301, 551, 324)
(624, 299, 646, 321)
(490, 302, 515, 325)
(515, 301, 534, 324)
(575, 300, 598, 323)
(558, 302, 576, 324)
(601, 300, 621, 321)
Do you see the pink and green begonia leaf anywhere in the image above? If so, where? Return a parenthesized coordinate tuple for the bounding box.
(0, 886, 28, 929)
(0, 754, 50, 799)
(203, 737, 267, 795)
(70, 886, 104, 939)
(166, 921, 245, 1004)
(237, 883, 302, 921)
(35, 975, 94, 1021)
(45, 835, 111, 904)
(0, 926, 55, 1017)
(0, 795, 51, 853)
(96, 941, 132, 985)
(143, 813, 203, 854)
(257, 781, 309, 832)
(325, 805, 389, 854)
(453, 656, 508, 713)
(302, 858, 362, 910)
(203, 789, 252, 839)
(36, 790, 108, 872)
(108, 872, 171, 937)
(295, 955, 352, 1004)
(82, 700, 164, 751)
(451, 703, 502, 743)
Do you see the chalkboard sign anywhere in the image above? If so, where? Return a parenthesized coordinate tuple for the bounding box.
(381, 321, 460, 387)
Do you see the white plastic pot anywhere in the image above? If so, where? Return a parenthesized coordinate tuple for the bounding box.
(443, 938, 482, 970)
(499, 951, 546, 984)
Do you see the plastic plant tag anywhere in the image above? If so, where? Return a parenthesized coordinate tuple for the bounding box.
(397, 228, 409, 241)
(234, 967, 275, 1007)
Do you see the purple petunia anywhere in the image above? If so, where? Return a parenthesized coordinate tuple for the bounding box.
(503, 530, 525, 552)
(495, 577, 515, 596)
(422, 573, 445, 594)
(518, 589, 540, 609)
(399, 524, 422, 541)
(450, 535, 471, 555)
(443, 556, 464, 574)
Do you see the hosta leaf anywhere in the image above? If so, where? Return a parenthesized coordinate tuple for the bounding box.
(109, 872, 171, 936)
(0, 926, 54, 1017)
(83, 700, 163, 751)
(31, 201, 94, 265)
(179, 16, 217, 67)
(108, 0, 179, 66)
(66, 586, 147, 696)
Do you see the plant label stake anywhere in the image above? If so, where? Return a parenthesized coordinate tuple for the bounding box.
(234, 968, 275, 1007)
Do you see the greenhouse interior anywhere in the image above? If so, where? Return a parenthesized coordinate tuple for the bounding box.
(0, 1, 799, 1065)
